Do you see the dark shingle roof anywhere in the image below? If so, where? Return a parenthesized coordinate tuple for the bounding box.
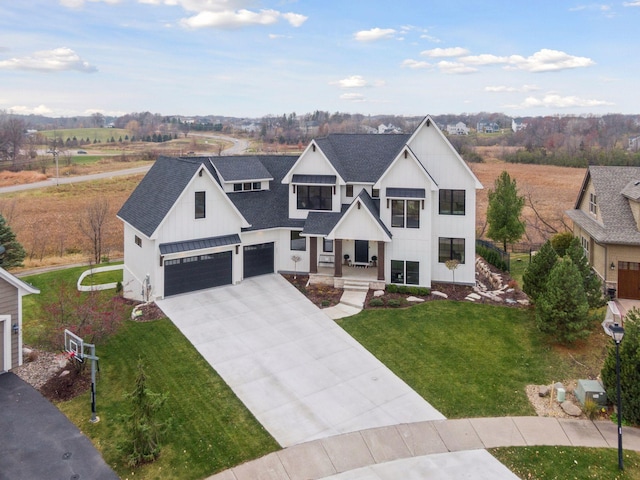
(210, 156, 273, 182)
(117, 156, 202, 237)
(291, 174, 337, 184)
(302, 211, 344, 236)
(566, 166, 640, 245)
(315, 134, 411, 183)
(159, 234, 241, 255)
(356, 189, 392, 239)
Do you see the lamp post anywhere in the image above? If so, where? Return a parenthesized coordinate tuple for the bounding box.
(610, 323, 625, 471)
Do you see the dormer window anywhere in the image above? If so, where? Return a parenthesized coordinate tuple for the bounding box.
(233, 182, 261, 192)
(589, 193, 597, 215)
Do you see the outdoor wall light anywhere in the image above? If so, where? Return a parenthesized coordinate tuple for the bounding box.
(12, 323, 18, 335)
(611, 262, 616, 270)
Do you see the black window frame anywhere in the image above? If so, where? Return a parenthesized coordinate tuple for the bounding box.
(391, 260, 419, 285)
(233, 183, 242, 191)
(439, 189, 465, 215)
(290, 230, 306, 251)
(195, 191, 206, 219)
(296, 185, 332, 211)
(438, 237, 465, 264)
(391, 199, 405, 227)
(391, 199, 420, 228)
(323, 238, 333, 253)
(135, 235, 142, 247)
(346, 185, 354, 197)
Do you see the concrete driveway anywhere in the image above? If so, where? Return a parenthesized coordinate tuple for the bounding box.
(157, 274, 444, 447)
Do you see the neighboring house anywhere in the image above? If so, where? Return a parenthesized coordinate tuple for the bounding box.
(476, 121, 500, 134)
(0, 268, 39, 373)
(377, 123, 403, 134)
(446, 122, 470, 135)
(566, 166, 640, 299)
(629, 136, 640, 151)
(511, 118, 527, 133)
(118, 116, 482, 301)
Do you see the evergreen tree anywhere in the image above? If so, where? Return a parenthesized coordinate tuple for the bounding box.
(0, 214, 26, 269)
(522, 241, 557, 303)
(550, 231, 574, 256)
(601, 308, 640, 426)
(121, 359, 168, 467)
(536, 256, 590, 344)
(566, 237, 604, 308)
(487, 171, 526, 251)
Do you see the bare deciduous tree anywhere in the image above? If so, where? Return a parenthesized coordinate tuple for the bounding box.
(79, 198, 110, 264)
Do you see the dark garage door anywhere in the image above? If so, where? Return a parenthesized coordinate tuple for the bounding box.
(244, 242, 274, 278)
(164, 251, 232, 297)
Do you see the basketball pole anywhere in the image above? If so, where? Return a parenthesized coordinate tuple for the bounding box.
(85, 342, 99, 424)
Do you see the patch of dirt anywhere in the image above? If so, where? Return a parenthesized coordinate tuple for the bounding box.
(128, 300, 166, 322)
(282, 274, 343, 308)
(39, 364, 91, 402)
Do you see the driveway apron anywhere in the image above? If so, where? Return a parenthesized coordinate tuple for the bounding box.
(157, 274, 445, 447)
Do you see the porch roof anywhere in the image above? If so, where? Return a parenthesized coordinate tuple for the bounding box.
(301, 210, 345, 236)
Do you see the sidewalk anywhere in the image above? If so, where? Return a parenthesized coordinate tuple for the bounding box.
(207, 416, 640, 480)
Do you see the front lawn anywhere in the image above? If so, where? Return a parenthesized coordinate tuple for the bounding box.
(338, 301, 601, 418)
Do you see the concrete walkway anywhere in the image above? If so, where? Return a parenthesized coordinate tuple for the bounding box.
(207, 416, 640, 480)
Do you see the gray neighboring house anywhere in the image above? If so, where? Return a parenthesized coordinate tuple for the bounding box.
(0, 268, 39, 373)
(566, 166, 640, 300)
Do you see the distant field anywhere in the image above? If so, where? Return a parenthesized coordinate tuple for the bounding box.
(40, 128, 131, 143)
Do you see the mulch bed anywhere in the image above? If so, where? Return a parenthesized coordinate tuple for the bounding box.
(281, 274, 343, 308)
(39, 364, 91, 402)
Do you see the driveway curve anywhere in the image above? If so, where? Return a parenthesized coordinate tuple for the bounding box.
(156, 274, 444, 448)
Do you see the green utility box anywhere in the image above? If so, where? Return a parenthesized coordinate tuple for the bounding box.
(575, 379, 607, 407)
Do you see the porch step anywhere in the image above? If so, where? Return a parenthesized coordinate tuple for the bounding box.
(342, 279, 370, 292)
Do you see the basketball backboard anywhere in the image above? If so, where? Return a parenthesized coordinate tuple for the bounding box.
(64, 329, 84, 362)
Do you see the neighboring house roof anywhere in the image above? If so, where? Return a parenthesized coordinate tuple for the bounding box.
(210, 156, 274, 183)
(0, 267, 39, 295)
(117, 156, 203, 238)
(314, 134, 411, 183)
(566, 166, 640, 245)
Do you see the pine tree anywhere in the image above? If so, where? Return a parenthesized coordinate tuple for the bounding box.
(550, 231, 574, 257)
(565, 237, 604, 308)
(0, 214, 26, 269)
(522, 241, 557, 303)
(601, 308, 640, 425)
(121, 359, 168, 467)
(486, 171, 526, 251)
(536, 256, 590, 344)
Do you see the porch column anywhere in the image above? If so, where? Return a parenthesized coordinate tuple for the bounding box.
(335, 239, 343, 277)
(310, 237, 318, 274)
(377, 241, 385, 281)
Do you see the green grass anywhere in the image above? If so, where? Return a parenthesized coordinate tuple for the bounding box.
(40, 128, 131, 143)
(509, 252, 531, 287)
(338, 301, 583, 418)
(79, 266, 123, 286)
(491, 446, 640, 479)
(57, 319, 279, 480)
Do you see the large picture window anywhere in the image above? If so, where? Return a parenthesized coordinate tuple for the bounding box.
(391, 199, 420, 228)
(438, 237, 465, 263)
(297, 185, 332, 210)
(291, 231, 306, 251)
(195, 191, 206, 219)
(391, 260, 419, 285)
(439, 190, 465, 215)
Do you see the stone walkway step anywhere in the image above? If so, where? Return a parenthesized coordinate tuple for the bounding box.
(206, 417, 640, 480)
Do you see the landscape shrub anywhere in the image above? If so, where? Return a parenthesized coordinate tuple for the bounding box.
(601, 308, 640, 426)
(522, 241, 558, 303)
(320, 300, 330, 307)
(369, 298, 384, 307)
(477, 245, 508, 271)
(386, 284, 398, 293)
(387, 299, 402, 308)
(550, 231, 574, 256)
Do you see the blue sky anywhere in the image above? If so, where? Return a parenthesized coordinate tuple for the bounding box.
(1, 0, 639, 118)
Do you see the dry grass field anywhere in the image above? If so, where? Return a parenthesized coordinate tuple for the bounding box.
(0, 145, 586, 270)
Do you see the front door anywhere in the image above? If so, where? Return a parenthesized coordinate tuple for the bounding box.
(355, 240, 369, 264)
(618, 261, 640, 300)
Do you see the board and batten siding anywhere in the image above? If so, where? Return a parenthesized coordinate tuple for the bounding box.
(0, 280, 19, 370)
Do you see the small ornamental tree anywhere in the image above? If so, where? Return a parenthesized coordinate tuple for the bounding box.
(0, 213, 26, 269)
(601, 308, 640, 426)
(550, 231, 574, 257)
(486, 171, 526, 252)
(522, 241, 558, 303)
(121, 359, 169, 467)
(566, 236, 604, 308)
(535, 256, 590, 344)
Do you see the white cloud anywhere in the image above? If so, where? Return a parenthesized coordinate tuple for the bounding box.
(182, 9, 292, 28)
(0, 47, 97, 73)
(340, 93, 366, 102)
(354, 28, 396, 42)
(506, 49, 595, 72)
(401, 59, 431, 69)
(421, 47, 469, 57)
(281, 12, 307, 27)
(506, 94, 614, 109)
(623, 1, 640, 5)
(437, 61, 477, 74)
(9, 104, 53, 115)
(459, 54, 509, 66)
(485, 84, 540, 93)
(268, 34, 290, 40)
(333, 75, 368, 88)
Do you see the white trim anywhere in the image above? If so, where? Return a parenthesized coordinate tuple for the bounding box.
(327, 198, 392, 242)
(281, 140, 345, 185)
(0, 315, 10, 372)
(374, 146, 438, 191)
